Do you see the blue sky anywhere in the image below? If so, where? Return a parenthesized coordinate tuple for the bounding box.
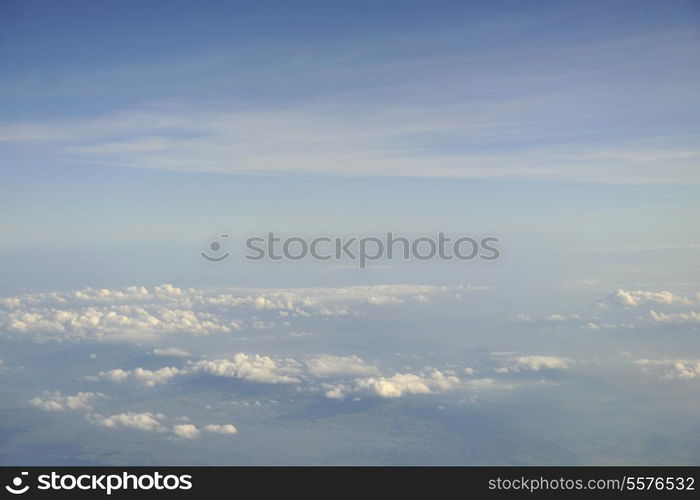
(2, 0, 699, 183)
(1, 1, 699, 465)
(0, 0, 698, 288)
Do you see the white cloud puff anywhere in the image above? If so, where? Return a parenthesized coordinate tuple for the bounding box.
(324, 370, 460, 399)
(188, 353, 302, 384)
(86, 411, 238, 438)
(96, 367, 182, 387)
(513, 289, 699, 332)
(0, 304, 238, 340)
(203, 424, 238, 435)
(495, 355, 571, 373)
(602, 289, 694, 308)
(649, 310, 700, 324)
(634, 358, 700, 380)
(304, 355, 379, 377)
(87, 411, 167, 432)
(171, 424, 201, 439)
(29, 391, 103, 412)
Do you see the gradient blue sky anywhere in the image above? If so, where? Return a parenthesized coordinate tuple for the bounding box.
(0, 0, 698, 289)
(2, 0, 699, 181)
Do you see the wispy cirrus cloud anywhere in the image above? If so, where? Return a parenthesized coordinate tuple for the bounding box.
(2, 104, 697, 184)
(1, 29, 698, 185)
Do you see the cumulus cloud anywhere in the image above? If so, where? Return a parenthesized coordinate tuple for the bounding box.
(324, 370, 461, 399)
(0, 283, 465, 342)
(188, 353, 302, 384)
(512, 288, 700, 332)
(86, 353, 382, 389)
(634, 358, 700, 380)
(85, 352, 494, 401)
(649, 310, 700, 324)
(304, 355, 379, 377)
(601, 289, 694, 308)
(87, 412, 237, 439)
(29, 391, 103, 412)
(84, 410, 238, 438)
(0, 304, 239, 340)
(203, 424, 238, 435)
(95, 353, 386, 389)
(95, 367, 182, 387)
(494, 355, 571, 373)
(85, 351, 468, 400)
(87, 411, 167, 432)
(171, 424, 200, 439)
(665, 361, 700, 380)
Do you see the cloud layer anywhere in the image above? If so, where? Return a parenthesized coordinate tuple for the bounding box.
(0, 283, 457, 341)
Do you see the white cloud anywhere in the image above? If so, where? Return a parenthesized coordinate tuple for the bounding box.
(1, 297, 22, 308)
(29, 391, 103, 412)
(649, 310, 700, 324)
(2, 89, 698, 185)
(495, 355, 571, 373)
(366, 295, 403, 305)
(152, 348, 191, 357)
(510, 312, 585, 326)
(188, 353, 302, 384)
(203, 424, 238, 435)
(324, 370, 461, 399)
(30, 398, 64, 412)
(0, 283, 460, 342)
(0, 304, 238, 340)
(95, 369, 128, 383)
(87, 411, 167, 432)
(544, 313, 581, 322)
(84, 410, 235, 438)
(512, 288, 700, 332)
(171, 424, 201, 439)
(96, 367, 182, 387)
(304, 355, 378, 377)
(665, 361, 700, 380)
(602, 289, 694, 308)
(86, 352, 507, 401)
(634, 358, 700, 380)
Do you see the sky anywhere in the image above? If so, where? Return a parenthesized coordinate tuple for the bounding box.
(0, 0, 699, 465)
